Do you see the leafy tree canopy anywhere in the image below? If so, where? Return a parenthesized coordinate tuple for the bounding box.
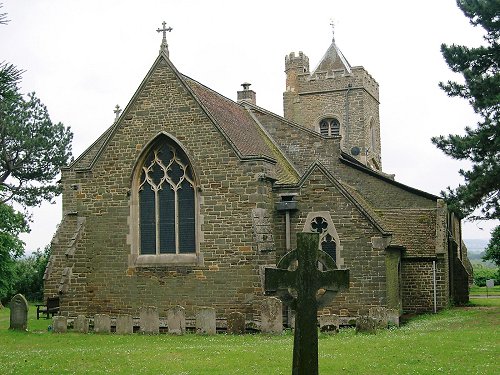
(483, 225, 500, 267)
(432, 0, 500, 221)
(0, 63, 73, 206)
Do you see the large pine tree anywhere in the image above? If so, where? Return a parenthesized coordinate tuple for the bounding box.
(432, 0, 499, 222)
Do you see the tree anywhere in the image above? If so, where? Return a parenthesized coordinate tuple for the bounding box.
(0, 202, 28, 303)
(431, 0, 500, 221)
(483, 225, 500, 267)
(0, 68, 73, 206)
(13, 245, 51, 302)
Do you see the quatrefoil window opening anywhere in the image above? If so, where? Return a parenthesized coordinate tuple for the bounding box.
(139, 143, 196, 255)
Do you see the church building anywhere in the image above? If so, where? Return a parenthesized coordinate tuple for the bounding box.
(44, 25, 471, 322)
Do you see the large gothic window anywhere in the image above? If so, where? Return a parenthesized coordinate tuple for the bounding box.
(138, 140, 196, 255)
(319, 118, 340, 137)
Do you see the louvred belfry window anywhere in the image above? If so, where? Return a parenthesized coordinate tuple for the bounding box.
(319, 118, 340, 136)
(139, 141, 196, 255)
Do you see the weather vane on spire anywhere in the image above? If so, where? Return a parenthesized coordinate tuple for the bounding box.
(330, 19, 335, 42)
(157, 21, 173, 57)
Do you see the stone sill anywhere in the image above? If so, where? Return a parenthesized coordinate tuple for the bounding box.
(129, 253, 203, 267)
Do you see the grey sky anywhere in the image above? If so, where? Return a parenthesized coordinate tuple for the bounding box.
(1, 0, 498, 252)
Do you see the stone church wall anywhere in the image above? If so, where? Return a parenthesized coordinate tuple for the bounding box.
(45, 59, 278, 319)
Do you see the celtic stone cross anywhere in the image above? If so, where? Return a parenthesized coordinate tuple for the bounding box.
(265, 232, 349, 375)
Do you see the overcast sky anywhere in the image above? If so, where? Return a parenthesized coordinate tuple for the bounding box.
(1, 0, 498, 252)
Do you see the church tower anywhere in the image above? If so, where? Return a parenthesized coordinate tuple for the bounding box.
(284, 30, 382, 170)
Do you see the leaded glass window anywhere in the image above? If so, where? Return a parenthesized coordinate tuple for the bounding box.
(319, 118, 340, 136)
(311, 216, 337, 262)
(139, 141, 196, 255)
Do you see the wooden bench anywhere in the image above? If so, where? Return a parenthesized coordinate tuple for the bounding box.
(36, 297, 60, 319)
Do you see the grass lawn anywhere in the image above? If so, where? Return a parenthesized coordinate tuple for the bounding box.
(0, 299, 498, 374)
(470, 285, 500, 296)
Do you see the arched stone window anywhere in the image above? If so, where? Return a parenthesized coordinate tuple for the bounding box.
(138, 138, 196, 255)
(129, 134, 201, 267)
(319, 118, 340, 137)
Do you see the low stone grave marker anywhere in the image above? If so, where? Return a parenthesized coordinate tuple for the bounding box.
(319, 314, 339, 334)
(140, 306, 160, 334)
(261, 297, 283, 334)
(52, 316, 67, 333)
(167, 306, 186, 335)
(9, 294, 28, 331)
(94, 314, 111, 333)
(356, 316, 377, 334)
(116, 314, 134, 334)
(227, 311, 245, 334)
(369, 307, 389, 329)
(196, 307, 216, 335)
(74, 315, 89, 333)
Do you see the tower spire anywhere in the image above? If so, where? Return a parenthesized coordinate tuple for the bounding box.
(156, 21, 173, 56)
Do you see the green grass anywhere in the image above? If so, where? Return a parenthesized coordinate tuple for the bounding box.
(0, 300, 498, 374)
(470, 284, 500, 296)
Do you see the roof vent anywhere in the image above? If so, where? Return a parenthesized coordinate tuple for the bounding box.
(237, 82, 256, 105)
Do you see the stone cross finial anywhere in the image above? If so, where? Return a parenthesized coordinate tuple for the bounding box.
(114, 104, 122, 121)
(330, 19, 335, 42)
(265, 233, 349, 375)
(157, 21, 173, 56)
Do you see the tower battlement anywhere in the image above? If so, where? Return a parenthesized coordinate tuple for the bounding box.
(285, 51, 310, 73)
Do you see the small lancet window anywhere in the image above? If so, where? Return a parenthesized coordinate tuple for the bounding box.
(319, 118, 340, 137)
(138, 140, 196, 255)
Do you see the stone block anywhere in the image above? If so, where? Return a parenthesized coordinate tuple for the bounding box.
(166, 306, 186, 335)
(140, 306, 159, 334)
(116, 314, 134, 334)
(261, 297, 282, 334)
(227, 312, 245, 334)
(94, 314, 111, 333)
(74, 315, 89, 333)
(52, 316, 67, 333)
(9, 294, 28, 331)
(387, 309, 400, 327)
(196, 307, 216, 335)
(319, 314, 339, 334)
(368, 307, 389, 329)
(356, 316, 377, 334)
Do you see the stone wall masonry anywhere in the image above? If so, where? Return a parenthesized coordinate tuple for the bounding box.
(46, 58, 278, 320)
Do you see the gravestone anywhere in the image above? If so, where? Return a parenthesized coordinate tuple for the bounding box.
(319, 314, 340, 334)
(265, 233, 349, 375)
(369, 307, 389, 329)
(196, 307, 216, 335)
(74, 315, 89, 333)
(116, 314, 134, 334)
(9, 294, 28, 331)
(387, 309, 400, 327)
(227, 311, 245, 334)
(261, 297, 283, 334)
(166, 306, 185, 335)
(94, 314, 111, 333)
(52, 316, 67, 333)
(356, 316, 377, 334)
(140, 306, 160, 334)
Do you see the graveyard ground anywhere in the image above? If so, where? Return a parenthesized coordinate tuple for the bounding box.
(0, 298, 498, 375)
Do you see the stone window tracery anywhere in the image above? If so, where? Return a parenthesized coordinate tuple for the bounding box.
(138, 140, 196, 255)
(319, 118, 340, 137)
(303, 212, 344, 268)
(311, 216, 337, 262)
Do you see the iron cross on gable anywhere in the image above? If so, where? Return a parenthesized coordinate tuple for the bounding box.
(156, 21, 173, 40)
(265, 232, 349, 375)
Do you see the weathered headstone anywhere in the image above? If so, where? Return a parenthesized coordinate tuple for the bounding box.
(74, 315, 89, 333)
(265, 233, 350, 375)
(196, 307, 216, 335)
(227, 311, 245, 334)
(260, 297, 283, 334)
(369, 307, 389, 329)
(94, 314, 111, 333)
(9, 294, 28, 331)
(166, 306, 186, 335)
(140, 306, 160, 334)
(52, 316, 67, 333)
(319, 314, 340, 334)
(356, 316, 377, 334)
(387, 309, 400, 327)
(116, 314, 134, 334)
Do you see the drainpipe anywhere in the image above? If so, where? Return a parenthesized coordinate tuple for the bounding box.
(344, 83, 352, 145)
(276, 194, 298, 251)
(433, 260, 437, 313)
